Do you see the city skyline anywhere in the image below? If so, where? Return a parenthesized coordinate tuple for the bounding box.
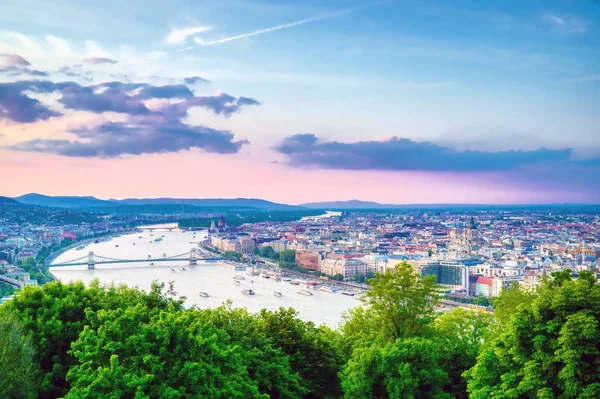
(1, 0, 599, 203)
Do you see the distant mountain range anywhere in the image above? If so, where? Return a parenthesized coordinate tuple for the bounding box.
(0, 196, 19, 204)
(12, 193, 302, 212)
(300, 200, 600, 210)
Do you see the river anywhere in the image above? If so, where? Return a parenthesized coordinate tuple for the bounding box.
(50, 228, 359, 328)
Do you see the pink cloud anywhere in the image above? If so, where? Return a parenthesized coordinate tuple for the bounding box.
(0, 53, 31, 67)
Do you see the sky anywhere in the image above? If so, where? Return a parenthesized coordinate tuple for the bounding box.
(0, 0, 599, 204)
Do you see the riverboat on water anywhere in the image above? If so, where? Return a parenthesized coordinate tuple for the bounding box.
(298, 290, 313, 296)
(242, 289, 255, 295)
(233, 275, 245, 281)
(273, 291, 283, 297)
(320, 286, 336, 293)
(199, 292, 209, 298)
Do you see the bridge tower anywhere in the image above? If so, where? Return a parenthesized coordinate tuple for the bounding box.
(189, 248, 198, 265)
(87, 251, 95, 269)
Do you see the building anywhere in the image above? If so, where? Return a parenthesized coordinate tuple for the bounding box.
(475, 277, 493, 297)
(295, 250, 320, 271)
(490, 275, 522, 297)
(320, 257, 367, 278)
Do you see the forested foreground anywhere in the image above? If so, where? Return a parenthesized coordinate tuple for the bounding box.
(1, 263, 599, 399)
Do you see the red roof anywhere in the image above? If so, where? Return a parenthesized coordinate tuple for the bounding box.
(476, 277, 493, 285)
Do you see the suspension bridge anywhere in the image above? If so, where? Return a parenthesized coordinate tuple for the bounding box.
(51, 248, 231, 269)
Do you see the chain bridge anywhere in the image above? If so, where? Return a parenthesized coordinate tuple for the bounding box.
(51, 248, 230, 269)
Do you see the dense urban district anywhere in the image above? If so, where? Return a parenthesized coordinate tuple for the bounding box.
(1, 195, 600, 398)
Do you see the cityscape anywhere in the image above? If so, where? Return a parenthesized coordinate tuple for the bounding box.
(1, 0, 600, 398)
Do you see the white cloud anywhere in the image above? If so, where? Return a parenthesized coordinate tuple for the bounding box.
(46, 35, 72, 55)
(166, 26, 211, 44)
(85, 40, 108, 57)
(541, 13, 588, 35)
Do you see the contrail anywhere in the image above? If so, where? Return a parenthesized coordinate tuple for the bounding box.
(181, 1, 387, 50)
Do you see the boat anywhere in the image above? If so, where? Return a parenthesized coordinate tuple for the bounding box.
(261, 273, 271, 279)
(170, 269, 176, 273)
(233, 275, 245, 281)
(163, 253, 167, 257)
(149, 262, 154, 266)
(76, 246, 85, 251)
(298, 290, 313, 296)
(161, 235, 165, 237)
(233, 280, 241, 286)
(199, 292, 209, 298)
(341, 291, 356, 296)
(138, 236, 142, 238)
(320, 286, 336, 293)
(179, 267, 186, 271)
(289, 280, 301, 286)
(150, 233, 154, 236)
(241, 289, 255, 295)
(155, 237, 163, 242)
(305, 281, 318, 288)
(115, 244, 119, 247)
(282, 278, 292, 282)
(273, 291, 283, 297)
(133, 243, 136, 245)
(93, 239, 100, 244)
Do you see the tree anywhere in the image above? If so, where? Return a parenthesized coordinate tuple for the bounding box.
(0, 280, 176, 399)
(223, 251, 243, 261)
(0, 316, 39, 399)
(279, 249, 296, 269)
(66, 307, 267, 398)
(466, 271, 600, 398)
(259, 246, 278, 259)
(490, 281, 535, 325)
(257, 307, 346, 399)
(360, 261, 440, 342)
(431, 308, 495, 398)
(341, 338, 451, 399)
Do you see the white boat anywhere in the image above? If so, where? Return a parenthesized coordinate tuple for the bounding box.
(170, 269, 176, 273)
(241, 289, 255, 296)
(273, 291, 283, 297)
(233, 280, 241, 286)
(282, 277, 292, 282)
(341, 291, 356, 296)
(261, 273, 271, 279)
(320, 286, 336, 293)
(298, 290, 313, 296)
(199, 292, 209, 298)
(233, 275, 245, 281)
(179, 267, 186, 271)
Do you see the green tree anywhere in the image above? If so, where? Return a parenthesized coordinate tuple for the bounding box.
(0, 316, 39, 399)
(223, 251, 243, 261)
(360, 261, 440, 342)
(341, 337, 451, 399)
(279, 249, 296, 269)
(66, 306, 265, 398)
(259, 246, 278, 259)
(257, 307, 346, 399)
(432, 308, 495, 398)
(193, 303, 306, 398)
(466, 270, 600, 398)
(490, 281, 535, 325)
(0, 280, 176, 398)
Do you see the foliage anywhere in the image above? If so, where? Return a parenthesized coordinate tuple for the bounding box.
(66, 307, 267, 398)
(432, 308, 495, 398)
(0, 280, 177, 399)
(279, 249, 296, 269)
(466, 270, 600, 398)
(341, 337, 451, 399)
(0, 316, 39, 399)
(257, 307, 346, 399)
(0, 281, 17, 297)
(223, 251, 243, 261)
(490, 281, 536, 325)
(361, 261, 440, 342)
(259, 245, 278, 259)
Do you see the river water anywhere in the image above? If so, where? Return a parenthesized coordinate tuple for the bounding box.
(50, 229, 359, 328)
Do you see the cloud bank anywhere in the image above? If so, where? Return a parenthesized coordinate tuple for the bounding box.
(1, 79, 260, 157)
(83, 57, 118, 65)
(275, 134, 589, 172)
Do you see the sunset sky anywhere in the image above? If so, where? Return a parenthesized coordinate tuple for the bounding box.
(1, 0, 599, 204)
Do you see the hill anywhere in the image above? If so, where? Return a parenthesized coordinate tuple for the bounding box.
(12, 194, 303, 212)
(111, 197, 302, 211)
(0, 196, 19, 204)
(14, 193, 112, 209)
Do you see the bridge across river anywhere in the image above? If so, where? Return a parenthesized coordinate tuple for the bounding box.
(51, 248, 231, 269)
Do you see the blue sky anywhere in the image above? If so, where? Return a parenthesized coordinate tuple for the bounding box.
(0, 0, 599, 203)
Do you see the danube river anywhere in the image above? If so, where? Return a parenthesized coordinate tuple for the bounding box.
(50, 229, 358, 328)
